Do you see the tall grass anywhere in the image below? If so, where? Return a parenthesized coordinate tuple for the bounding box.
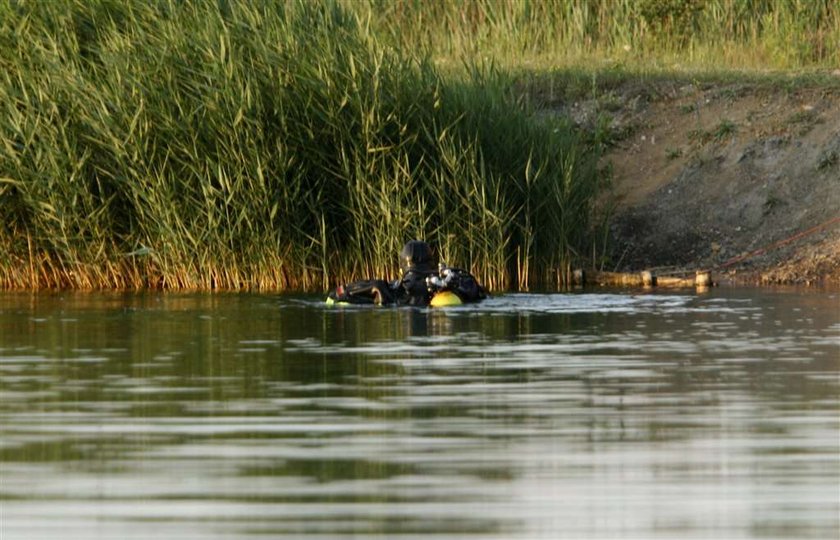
(0, 0, 605, 291)
(355, 0, 840, 72)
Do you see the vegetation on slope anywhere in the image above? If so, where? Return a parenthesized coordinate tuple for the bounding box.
(356, 0, 839, 73)
(2, 0, 836, 290)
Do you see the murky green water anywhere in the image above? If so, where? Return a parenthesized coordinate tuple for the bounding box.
(0, 289, 838, 539)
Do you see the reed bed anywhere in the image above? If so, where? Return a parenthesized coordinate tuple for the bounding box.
(0, 0, 605, 291)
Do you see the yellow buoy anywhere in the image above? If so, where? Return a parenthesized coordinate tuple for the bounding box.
(430, 290, 462, 307)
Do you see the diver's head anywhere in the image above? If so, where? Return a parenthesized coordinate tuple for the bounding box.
(399, 240, 436, 275)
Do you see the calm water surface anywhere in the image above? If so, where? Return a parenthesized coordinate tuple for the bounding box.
(0, 289, 838, 539)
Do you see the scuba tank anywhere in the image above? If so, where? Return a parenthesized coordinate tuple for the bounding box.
(425, 264, 463, 307)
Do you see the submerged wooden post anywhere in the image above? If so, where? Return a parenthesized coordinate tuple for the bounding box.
(572, 269, 713, 289)
(656, 276, 696, 288)
(695, 270, 712, 288)
(695, 270, 712, 291)
(586, 271, 643, 287)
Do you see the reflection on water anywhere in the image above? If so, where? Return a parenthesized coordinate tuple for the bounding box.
(0, 290, 838, 539)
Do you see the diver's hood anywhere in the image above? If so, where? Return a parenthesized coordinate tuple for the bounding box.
(399, 240, 436, 274)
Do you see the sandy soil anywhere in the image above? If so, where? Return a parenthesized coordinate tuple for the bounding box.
(558, 78, 840, 286)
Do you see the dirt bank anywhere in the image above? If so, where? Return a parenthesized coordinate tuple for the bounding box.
(556, 77, 840, 286)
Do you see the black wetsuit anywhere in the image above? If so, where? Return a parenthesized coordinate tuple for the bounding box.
(328, 267, 486, 306)
(394, 270, 435, 306)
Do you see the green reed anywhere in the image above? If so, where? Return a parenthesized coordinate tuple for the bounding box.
(0, 0, 605, 290)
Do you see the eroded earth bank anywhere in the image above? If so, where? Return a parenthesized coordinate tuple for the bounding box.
(552, 78, 840, 286)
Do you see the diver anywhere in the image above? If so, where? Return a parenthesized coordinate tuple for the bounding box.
(327, 240, 487, 306)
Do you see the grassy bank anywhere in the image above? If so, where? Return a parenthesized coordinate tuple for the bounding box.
(0, 0, 605, 291)
(354, 0, 840, 73)
(3, 1, 834, 292)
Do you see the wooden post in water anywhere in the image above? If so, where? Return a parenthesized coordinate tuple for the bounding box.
(695, 270, 712, 292)
(572, 269, 713, 289)
(655, 276, 696, 287)
(583, 271, 644, 287)
(695, 270, 712, 288)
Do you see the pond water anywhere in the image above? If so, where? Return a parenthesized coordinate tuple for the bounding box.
(0, 289, 838, 539)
